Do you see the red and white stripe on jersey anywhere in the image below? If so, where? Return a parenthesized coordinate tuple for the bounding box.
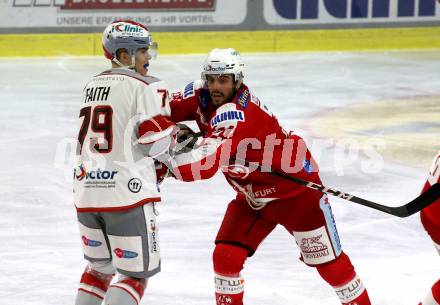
(427, 152, 440, 187)
(172, 137, 225, 181)
(78, 271, 112, 300)
(137, 115, 175, 145)
(110, 278, 146, 305)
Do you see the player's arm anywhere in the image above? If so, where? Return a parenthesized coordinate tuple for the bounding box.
(168, 103, 245, 182)
(135, 81, 177, 158)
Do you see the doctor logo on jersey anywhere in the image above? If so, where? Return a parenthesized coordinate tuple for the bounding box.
(74, 164, 118, 189)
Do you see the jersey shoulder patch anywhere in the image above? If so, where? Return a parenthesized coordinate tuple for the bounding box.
(235, 88, 251, 109)
(183, 79, 204, 98)
(183, 82, 195, 98)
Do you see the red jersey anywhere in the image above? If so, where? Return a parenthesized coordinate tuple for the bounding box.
(169, 80, 321, 208)
(421, 152, 440, 221)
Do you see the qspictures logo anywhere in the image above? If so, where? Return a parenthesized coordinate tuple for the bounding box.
(13, 0, 216, 10)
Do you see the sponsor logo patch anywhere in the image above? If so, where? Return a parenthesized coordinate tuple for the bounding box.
(82, 236, 102, 247)
(210, 110, 244, 127)
(335, 275, 365, 303)
(74, 165, 118, 188)
(112, 23, 143, 34)
(217, 295, 233, 305)
(214, 275, 245, 294)
(236, 90, 250, 109)
(222, 164, 250, 179)
(113, 248, 138, 259)
(299, 234, 330, 260)
(74, 165, 118, 181)
(128, 178, 142, 193)
(149, 219, 158, 253)
(302, 158, 313, 174)
(254, 187, 277, 198)
(205, 64, 226, 73)
(183, 82, 195, 98)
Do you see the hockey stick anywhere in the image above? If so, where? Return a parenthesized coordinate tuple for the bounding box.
(177, 131, 440, 217)
(230, 156, 440, 218)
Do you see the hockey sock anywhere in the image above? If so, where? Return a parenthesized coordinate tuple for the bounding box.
(419, 279, 440, 305)
(104, 276, 146, 305)
(316, 252, 371, 305)
(215, 273, 245, 305)
(333, 274, 370, 305)
(76, 267, 114, 305)
(213, 243, 248, 305)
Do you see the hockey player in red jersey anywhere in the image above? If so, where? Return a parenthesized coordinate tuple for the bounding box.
(419, 152, 440, 305)
(74, 21, 174, 305)
(167, 48, 372, 305)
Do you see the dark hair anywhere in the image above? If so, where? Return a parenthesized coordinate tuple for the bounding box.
(115, 48, 129, 60)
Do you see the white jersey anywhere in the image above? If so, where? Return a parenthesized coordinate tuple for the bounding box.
(73, 67, 170, 212)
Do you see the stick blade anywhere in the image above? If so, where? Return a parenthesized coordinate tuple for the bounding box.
(394, 183, 440, 217)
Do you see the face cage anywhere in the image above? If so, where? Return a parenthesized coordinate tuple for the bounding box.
(126, 41, 158, 59)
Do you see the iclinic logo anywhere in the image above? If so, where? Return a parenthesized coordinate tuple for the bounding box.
(111, 23, 144, 34)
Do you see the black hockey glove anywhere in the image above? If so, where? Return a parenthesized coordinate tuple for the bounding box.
(175, 123, 200, 154)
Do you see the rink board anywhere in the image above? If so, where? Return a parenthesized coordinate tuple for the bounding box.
(1, 26, 440, 57)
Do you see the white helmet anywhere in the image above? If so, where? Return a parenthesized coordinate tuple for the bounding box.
(201, 48, 244, 84)
(102, 20, 157, 66)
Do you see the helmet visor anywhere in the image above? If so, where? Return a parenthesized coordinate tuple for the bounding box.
(148, 41, 158, 60)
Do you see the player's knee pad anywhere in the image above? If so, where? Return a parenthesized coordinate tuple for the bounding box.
(105, 276, 147, 305)
(213, 243, 248, 275)
(76, 264, 115, 305)
(293, 195, 343, 266)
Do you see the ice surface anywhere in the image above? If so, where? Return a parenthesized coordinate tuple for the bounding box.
(0, 51, 439, 305)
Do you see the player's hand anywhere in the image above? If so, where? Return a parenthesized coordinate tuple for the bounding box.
(175, 123, 199, 153)
(176, 123, 196, 143)
(155, 160, 174, 184)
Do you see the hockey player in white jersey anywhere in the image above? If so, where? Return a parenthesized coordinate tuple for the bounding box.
(73, 20, 175, 305)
